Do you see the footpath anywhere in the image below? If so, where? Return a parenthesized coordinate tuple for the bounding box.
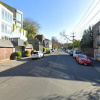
(0, 57, 30, 72)
(91, 59, 100, 72)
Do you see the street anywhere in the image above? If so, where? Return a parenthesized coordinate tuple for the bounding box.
(0, 50, 100, 100)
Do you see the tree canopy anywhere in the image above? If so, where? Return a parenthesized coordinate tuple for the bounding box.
(23, 18, 40, 38)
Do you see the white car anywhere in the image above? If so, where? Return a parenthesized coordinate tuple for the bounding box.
(31, 51, 44, 59)
(73, 50, 82, 58)
(51, 49, 54, 52)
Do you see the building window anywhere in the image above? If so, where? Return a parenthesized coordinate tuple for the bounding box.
(5, 25, 7, 33)
(2, 9, 4, 20)
(16, 12, 21, 22)
(10, 15, 12, 23)
(16, 23, 21, 27)
(1, 23, 4, 33)
(2, 36, 5, 40)
(5, 11, 7, 21)
(8, 13, 10, 22)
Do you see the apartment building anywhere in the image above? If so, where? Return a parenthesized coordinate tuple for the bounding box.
(93, 21, 100, 61)
(0, 1, 32, 60)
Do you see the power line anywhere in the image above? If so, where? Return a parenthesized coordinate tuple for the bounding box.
(73, 0, 96, 31)
(74, 0, 100, 33)
(75, 10, 100, 34)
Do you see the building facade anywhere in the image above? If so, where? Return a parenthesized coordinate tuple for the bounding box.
(0, 1, 32, 60)
(0, 3, 13, 40)
(93, 21, 100, 61)
(44, 39, 52, 49)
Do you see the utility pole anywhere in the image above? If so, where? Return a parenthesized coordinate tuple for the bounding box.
(71, 33, 76, 50)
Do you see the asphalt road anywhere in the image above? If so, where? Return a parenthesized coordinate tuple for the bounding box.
(0, 50, 100, 100)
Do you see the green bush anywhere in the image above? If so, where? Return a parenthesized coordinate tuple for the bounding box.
(25, 50, 30, 54)
(33, 49, 36, 52)
(24, 54, 30, 57)
(43, 47, 49, 52)
(24, 50, 30, 57)
(15, 51, 21, 57)
(17, 57, 21, 60)
(14, 56, 17, 60)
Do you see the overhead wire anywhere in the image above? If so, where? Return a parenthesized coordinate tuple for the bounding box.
(74, 0, 100, 33)
(73, 0, 96, 31)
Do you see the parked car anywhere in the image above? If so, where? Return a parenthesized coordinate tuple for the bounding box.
(31, 51, 44, 59)
(73, 50, 82, 58)
(51, 49, 54, 52)
(46, 50, 52, 54)
(76, 54, 91, 65)
(66, 49, 70, 53)
(69, 50, 74, 56)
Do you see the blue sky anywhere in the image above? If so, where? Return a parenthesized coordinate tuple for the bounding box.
(2, 0, 95, 42)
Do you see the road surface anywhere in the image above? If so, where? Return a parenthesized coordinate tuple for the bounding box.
(0, 50, 100, 100)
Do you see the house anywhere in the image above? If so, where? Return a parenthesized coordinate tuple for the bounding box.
(28, 35, 45, 52)
(0, 1, 32, 60)
(93, 21, 100, 61)
(44, 39, 52, 49)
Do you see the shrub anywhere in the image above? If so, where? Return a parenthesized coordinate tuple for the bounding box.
(17, 57, 21, 60)
(43, 47, 49, 52)
(33, 49, 36, 52)
(24, 50, 30, 57)
(15, 51, 21, 57)
(14, 56, 17, 60)
(10, 51, 21, 60)
(24, 54, 30, 57)
(24, 50, 30, 54)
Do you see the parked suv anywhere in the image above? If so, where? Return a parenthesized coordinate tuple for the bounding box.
(73, 50, 82, 58)
(31, 51, 44, 59)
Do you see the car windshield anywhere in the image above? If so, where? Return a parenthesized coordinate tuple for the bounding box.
(76, 51, 82, 54)
(33, 52, 38, 54)
(80, 55, 87, 58)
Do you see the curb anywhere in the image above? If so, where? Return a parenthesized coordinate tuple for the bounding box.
(91, 63, 100, 72)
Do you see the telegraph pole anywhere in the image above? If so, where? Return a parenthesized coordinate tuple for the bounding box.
(71, 33, 76, 50)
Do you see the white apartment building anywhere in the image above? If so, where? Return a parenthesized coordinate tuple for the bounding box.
(0, 3, 13, 40)
(0, 3, 27, 41)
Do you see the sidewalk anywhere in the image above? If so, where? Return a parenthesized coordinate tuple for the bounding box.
(91, 59, 100, 72)
(0, 57, 31, 72)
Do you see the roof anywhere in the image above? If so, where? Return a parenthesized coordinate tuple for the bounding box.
(26, 44, 33, 49)
(0, 39, 14, 47)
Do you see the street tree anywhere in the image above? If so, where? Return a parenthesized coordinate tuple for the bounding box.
(23, 18, 40, 38)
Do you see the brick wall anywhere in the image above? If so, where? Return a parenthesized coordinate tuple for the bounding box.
(0, 48, 13, 61)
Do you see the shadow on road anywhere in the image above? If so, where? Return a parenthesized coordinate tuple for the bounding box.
(39, 88, 100, 100)
(0, 54, 100, 86)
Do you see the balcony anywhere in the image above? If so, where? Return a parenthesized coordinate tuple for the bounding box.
(97, 41, 100, 46)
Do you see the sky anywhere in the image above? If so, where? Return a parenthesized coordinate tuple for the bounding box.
(1, 0, 100, 43)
